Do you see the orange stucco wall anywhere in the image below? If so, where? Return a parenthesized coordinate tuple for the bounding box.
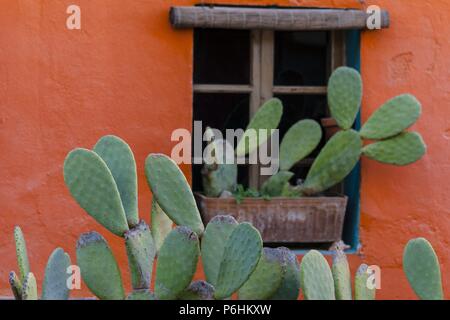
(0, 0, 448, 299)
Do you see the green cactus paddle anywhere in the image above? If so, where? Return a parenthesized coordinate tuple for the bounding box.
(76, 232, 125, 300)
(360, 94, 422, 140)
(42, 248, 71, 300)
(403, 238, 443, 300)
(328, 67, 362, 130)
(151, 199, 173, 253)
(300, 250, 335, 300)
(64, 149, 129, 237)
(145, 154, 204, 236)
(201, 215, 239, 287)
(94, 135, 139, 228)
(155, 227, 200, 300)
(214, 223, 263, 300)
(362, 132, 426, 166)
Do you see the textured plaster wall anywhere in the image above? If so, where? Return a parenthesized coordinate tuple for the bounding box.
(0, 0, 448, 299)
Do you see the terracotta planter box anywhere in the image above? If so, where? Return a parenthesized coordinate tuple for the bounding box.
(195, 193, 348, 243)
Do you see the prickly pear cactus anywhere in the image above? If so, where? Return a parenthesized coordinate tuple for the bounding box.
(362, 132, 426, 166)
(64, 149, 129, 237)
(236, 98, 283, 157)
(279, 119, 322, 171)
(332, 247, 352, 300)
(151, 199, 173, 253)
(201, 215, 238, 287)
(42, 248, 71, 300)
(403, 238, 443, 300)
(328, 67, 362, 130)
(125, 221, 156, 290)
(14, 226, 30, 283)
(238, 248, 285, 300)
(214, 223, 263, 300)
(145, 154, 204, 236)
(300, 250, 335, 300)
(359, 94, 422, 140)
(22, 272, 38, 300)
(155, 227, 200, 300)
(179, 281, 215, 300)
(94, 135, 139, 228)
(269, 247, 301, 300)
(302, 130, 362, 195)
(354, 264, 376, 300)
(260, 171, 294, 197)
(76, 232, 125, 300)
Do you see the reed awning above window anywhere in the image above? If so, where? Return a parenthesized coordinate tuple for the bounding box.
(170, 6, 389, 31)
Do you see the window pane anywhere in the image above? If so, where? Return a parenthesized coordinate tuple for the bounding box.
(192, 93, 250, 192)
(194, 29, 250, 85)
(274, 31, 329, 86)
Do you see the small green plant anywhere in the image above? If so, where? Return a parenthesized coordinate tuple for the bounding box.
(64, 135, 301, 300)
(9, 226, 71, 300)
(202, 67, 426, 199)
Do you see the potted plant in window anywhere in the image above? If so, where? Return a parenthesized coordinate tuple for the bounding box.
(196, 67, 426, 244)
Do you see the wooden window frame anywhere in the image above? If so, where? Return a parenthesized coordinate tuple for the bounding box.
(193, 29, 346, 189)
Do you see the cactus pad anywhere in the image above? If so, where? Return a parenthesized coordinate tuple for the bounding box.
(76, 232, 125, 300)
(179, 281, 215, 300)
(332, 247, 352, 300)
(269, 248, 301, 300)
(214, 223, 263, 300)
(94, 135, 139, 228)
(42, 248, 71, 300)
(125, 220, 156, 290)
(300, 250, 335, 300)
(202, 163, 238, 197)
(14, 226, 30, 282)
(22, 272, 38, 300)
(360, 94, 422, 140)
(261, 171, 294, 197)
(302, 130, 362, 195)
(403, 238, 443, 300)
(151, 199, 173, 253)
(279, 119, 322, 171)
(362, 132, 426, 166)
(201, 215, 238, 287)
(239, 248, 285, 300)
(354, 264, 376, 300)
(145, 154, 204, 236)
(328, 67, 362, 130)
(9, 271, 22, 300)
(64, 148, 129, 237)
(236, 98, 283, 157)
(155, 227, 200, 300)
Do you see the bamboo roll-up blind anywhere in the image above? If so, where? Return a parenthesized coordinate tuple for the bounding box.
(170, 6, 389, 31)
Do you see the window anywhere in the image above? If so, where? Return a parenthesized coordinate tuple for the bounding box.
(178, 5, 373, 250)
(193, 29, 346, 191)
